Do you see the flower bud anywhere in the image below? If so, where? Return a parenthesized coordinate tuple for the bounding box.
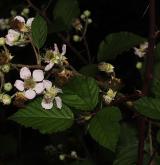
(136, 62, 142, 70)
(87, 18, 92, 24)
(59, 154, 65, 161)
(2, 94, 11, 105)
(4, 82, 13, 92)
(1, 64, 10, 73)
(0, 37, 5, 46)
(80, 14, 85, 20)
(83, 10, 91, 17)
(71, 151, 78, 158)
(22, 8, 30, 15)
(73, 35, 81, 42)
(10, 10, 17, 16)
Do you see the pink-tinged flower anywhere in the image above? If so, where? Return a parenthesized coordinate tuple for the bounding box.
(41, 82, 63, 110)
(5, 29, 21, 46)
(14, 67, 45, 100)
(44, 44, 67, 71)
(133, 42, 148, 58)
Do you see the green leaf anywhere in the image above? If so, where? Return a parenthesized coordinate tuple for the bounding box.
(88, 107, 122, 152)
(52, 0, 80, 32)
(62, 76, 99, 111)
(9, 98, 74, 134)
(97, 32, 146, 61)
(31, 15, 47, 48)
(151, 79, 160, 98)
(79, 64, 98, 77)
(114, 123, 149, 165)
(135, 97, 160, 120)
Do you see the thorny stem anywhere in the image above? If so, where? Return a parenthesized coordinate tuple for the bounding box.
(148, 121, 153, 156)
(137, 0, 156, 164)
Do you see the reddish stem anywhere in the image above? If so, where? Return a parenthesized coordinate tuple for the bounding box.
(137, 0, 156, 164)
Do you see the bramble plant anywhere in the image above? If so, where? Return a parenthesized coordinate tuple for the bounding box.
(0, 0, 160, 164)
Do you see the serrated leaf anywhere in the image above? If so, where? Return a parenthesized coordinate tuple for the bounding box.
(135, 97, 160, 120)
(62, 76, 99, 111)
(9, 98, 74, 134)
(31, 15, 47, 48)
(97, 32, 146, 61)
(79, 64, 98, 77)
(88, 107, 122, 152)
(52, 0, 80, 32)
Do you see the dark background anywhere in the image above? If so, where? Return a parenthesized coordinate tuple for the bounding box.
(0, 0, 159, 164)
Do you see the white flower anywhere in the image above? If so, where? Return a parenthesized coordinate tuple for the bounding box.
(14, 67, 45, 100)
(44, 44, 67, 71)
(5, 29, 21, 46)
(133, 42, 148, 58)
(26, 17, 34, 28)
(41, 83, 63, 110)
(14, 16, 25, 23)
(103, 89, 117, 104)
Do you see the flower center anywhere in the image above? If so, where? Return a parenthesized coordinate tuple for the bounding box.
(24, 78, 36, 89)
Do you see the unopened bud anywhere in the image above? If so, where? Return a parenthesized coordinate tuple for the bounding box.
(73, 35, 81, 42)
(1, 64, 10, 73)
(83, 10, 91, 17)
(87, 18, 92, 24)
(10, 10, 17, 16)
(4, 82, 12, 92)
(22, 8, 30, 15)
(59, 154, 65, 161)
(136, 62, 142, 70)
(0, 37, 5, 46)
(71, 151, 78, 158)
(2, 94, 11, 105)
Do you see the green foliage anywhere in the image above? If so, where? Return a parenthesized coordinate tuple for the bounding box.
(151, 78, 160, 98)
(71, 160, 94, 165)
(135, 97, 160, 120)
(88, 107, 122, 152)
(97, 32, 146, 61)
(113, 123, 138, 165)
(9, 98, 74, 134)
(79, 64, 98, 77)
(52, 0, 80, 32)
(31, 15, 47, 48)
(62, 76, 100, 111)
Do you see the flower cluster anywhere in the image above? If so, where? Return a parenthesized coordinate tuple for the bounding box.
(14, 67, 62, 109)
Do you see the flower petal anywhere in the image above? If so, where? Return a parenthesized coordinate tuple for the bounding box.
(14, 80, 24, 91)
(26, 17, 34, 27)
(61, 44, 66, 55)
(24, 89, 36, 99)
(43, 80, 52, 90)
(33, 69, 44, 82)
(34, 82, 44, 94)
(20, 67, 31, 79)
(56, 87, 63, 94)
(54, 43, 59, 53)
(45, 62, 54, 71)
(14, 16, 25, 23)
(55, 96, 62, 109)
(41, 99, 53, 110)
